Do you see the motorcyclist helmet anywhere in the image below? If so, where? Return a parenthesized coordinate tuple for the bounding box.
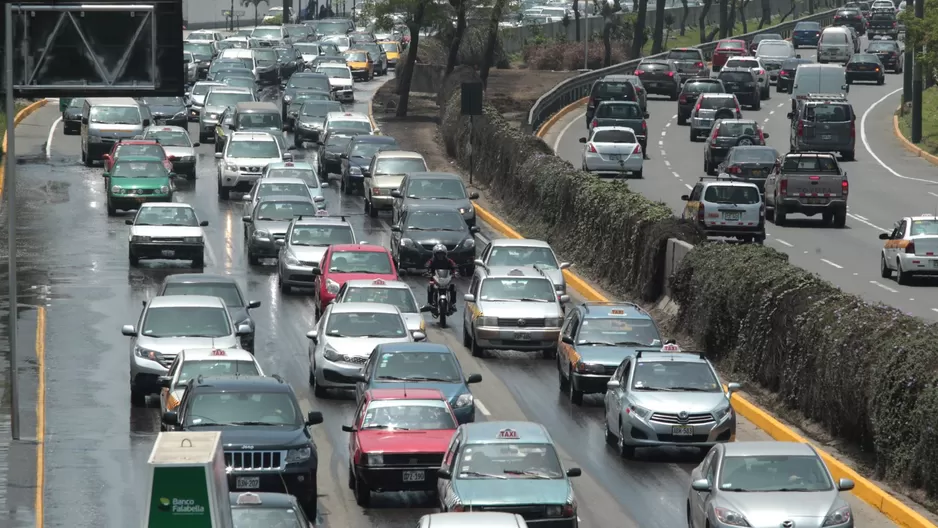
(432, 243, 447, 259)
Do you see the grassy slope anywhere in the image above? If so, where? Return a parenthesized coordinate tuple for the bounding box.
(898, 85, 938, 155)
(643, 13, 786, 53)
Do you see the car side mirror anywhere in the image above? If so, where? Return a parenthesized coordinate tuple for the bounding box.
(437, 468, 452, 480)
(288, 145, 298, 151)
(199, 220, 209, 227)
(242, 194, 252, 201)
(236, 324, 252, 336)
(142, 119, 150, 127)
(162, 411, 179, 426)
(193, 142, 201, 147)
(837, 478, 855, 491)
(283, 124, 290, 131)
(473, 258, 485, 267)
(681, 194, 690, 201)
(306, 329, 319, 342)
(125, 219, 134, 225)
(786, 112, 794, 119)
(158, 376, 172, 388)
(81, 117, 89, 125)
(390, 225, 401, 232)
(843, 84, 850, 92)
(276, 239, 287, 247)
(559, 262, 571, 270)
(793, 84, 798, 89)
(466, 373, 482, 384)
(469, 191, 480, 199)
(242, 215, 252, 223)
(463, 294, 475, 302)
(469, 226, 481, 234)
(214, 152, 223, 159)
(559, 294, 570, 303)
(306, 411, 324, 426)
(103, 154, 112, 163)
(691, 478, 711, 492)
(566, 467, 582, 477)
(412, 331, 427, 342)
(248, 300, 261, 309)
(578, 137, 587, 143)
(341, 425, 356, 432)
(763, 133, 770, 139)
(606, 379, 620, 390)
(121, 324, 137, 336)
(644, 112, 650, 118)
(727, 382, 741, 394)
(312, 267, 322, 276)
(321, 182, 329, 188)
(878, 233, 890, 240)
(561, 335, 574, 345)
(796, 54, 802, 58)
(390, 189, 401, 197)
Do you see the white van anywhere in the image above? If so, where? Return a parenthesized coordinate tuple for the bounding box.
(80, 97, 150, 167)
(790, 64, 849, 111)
(818, 27, 854, 64)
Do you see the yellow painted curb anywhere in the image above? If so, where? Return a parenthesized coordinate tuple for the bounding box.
(892, 105, 938, 166)
(1, 98, 49, 200)
(472, 200, 937, 528)
(535, 97, 588, 139)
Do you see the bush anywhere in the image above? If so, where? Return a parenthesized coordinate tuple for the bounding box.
(522, 40, 628, 70)
(418, 28, 509, 69)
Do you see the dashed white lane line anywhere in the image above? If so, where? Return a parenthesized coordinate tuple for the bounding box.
(933, 308, 938, 313)
(763, 117, 770, 123)
(929, 192, 938, 198)
(672, 171, 681, 178)
(820, 259, 843, 269)
(672, 114, 678, 119)
(664, 160, 671, 167)
(661, 131, 667, 137)
(684, 183, 693, 190)
(774, 238, 793, 247)
(847, 213, 889, 233)
(666, 122, 672, 128)
(776, 102, 786, 108)
(554, 110, 586, 152)
(769, 110, 775, 116)
(661, 149, 666, 156)
(861, 87, 938, 184)
(870, 280, 899, 293)
(659, 140, 664, 146)
(475, 399, 491, 416)
(45, 116, 62, 159)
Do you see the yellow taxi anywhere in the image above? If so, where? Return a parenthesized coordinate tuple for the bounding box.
(378, 40, 402, 68)
(344, 49, 374, 81)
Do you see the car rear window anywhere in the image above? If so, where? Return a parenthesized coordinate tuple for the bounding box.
(699, 97, 736, 110)
(719, 71, 753, 82)
(718, 41, 745, 49)
(822, 32, 848, 44)
(667, 50, 701, 60)
(639, 62, 670, 71)
(596, 103, 642, 119)
(727, 59, 760, 69)
(782, 156, 840, 173)
(806, 103, 852, 122)
(867, 41, 898, 51)
(685, 82, 724, 94)
(730, 147, 778, 164)
(719, 122, 759, 136)
(910, 220, 938, 236)
(795, 21, 821, 30)
(592, 129, 637, 143)
(704, 185, 760, 204)
(596, 82, 633, 98)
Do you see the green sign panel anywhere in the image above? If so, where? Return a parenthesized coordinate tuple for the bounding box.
(148, 466, 213, 528)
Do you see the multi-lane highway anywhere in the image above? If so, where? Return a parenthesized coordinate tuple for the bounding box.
(8, 35, 903, 528)
(545, 37, 938, 321)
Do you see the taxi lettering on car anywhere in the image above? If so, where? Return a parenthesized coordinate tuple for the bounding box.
(343, 388, 458, 506)
(879, 214, 938, 285)
(558, 301, 664, 405)
(312, 243, 398, 315)
(437, 421, 580, 527)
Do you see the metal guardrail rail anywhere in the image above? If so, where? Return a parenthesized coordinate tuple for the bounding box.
(525, 8, 839, 134)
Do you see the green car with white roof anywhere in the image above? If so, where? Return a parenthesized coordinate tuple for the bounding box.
(104, 155, 174, 216)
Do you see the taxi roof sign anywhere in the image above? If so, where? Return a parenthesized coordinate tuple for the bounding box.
(507, 269, 525, 276)
(661, 343, 681, 352)
(497, 428, 519, 439)
(211, 349, 227, 356)
(285, 162, 294, 166)
(372, 278, 386, 285)
(236, 492, 263, 505)
(610, 309, 625, 315)
(315, 209, 330, 216)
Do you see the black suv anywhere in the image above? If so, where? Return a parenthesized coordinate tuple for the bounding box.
(677, 78, 725, 125)
(586, 75, 638, 123)
(833, 8, 866, 35)
(162, 375, 324, 520)
(717, 67, 761, 110)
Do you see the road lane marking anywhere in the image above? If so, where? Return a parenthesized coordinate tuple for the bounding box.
(684, 183, 693, 190)
(36, 306, 46, 528)
(774, 238, 793, 247)
(204, 237, 220, 268)
(820, 259, 843, 269)
(45, 117, 62, 159)
(661, 149, 666, 156)
(777, 102, 785, 108)
(671, 114, 677, 119)
(475, 399, 491, 415)
(658, 140, 664, 146)
(664, 160, 671, 167)
(854, 214, 869, 221)
(861, 87, 938, 184)
(933, 308, 938, 313)
(870, 280, 898, 293)
(660, 131, 666, 137)
(554, 110, 586, 152)
(666, 122, 671, 128)
(769, 110, 775, 115)
(929, 192, 938, 198)
(847, 213, 889, 233)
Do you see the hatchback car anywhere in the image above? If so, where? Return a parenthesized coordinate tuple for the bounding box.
(703, 119, 768, 174)
(579, 126, 644, 178)
(277, 213, 357, 293)
(141, 125, 198, 179)
(682, 179, 766, 243)
(158, 273, 261, 351)
(285, 90, 334, 132)
(689, 94, 742, 141)
(390, 171, 478, 226)
(846, 53, 886, 84)
(586, 75, 639, 123)
(677, 78, 725, 126)
(104, 155, 175, 216)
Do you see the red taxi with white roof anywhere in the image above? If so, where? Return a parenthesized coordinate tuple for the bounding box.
(312, 243, 398, 317)
(342, 388, 458, 507)
(879, 214, 938, 285)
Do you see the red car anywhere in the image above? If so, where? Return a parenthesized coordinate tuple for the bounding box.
(711, 39, 748, 71)
(313, 243, 398, 317)
(342, 388, 458, 507)
(103, 140, 172, 173)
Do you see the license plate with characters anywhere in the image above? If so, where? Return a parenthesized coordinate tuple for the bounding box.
(236, 477, 260, 489)
(820, 134, 832, 140)
(402, 470, 425, 482)
(513, 331, 531, 341)
(672, 425, 694, 436)
(751, 169, 762, 176)
(723, 212, 741, 221)
(805, 197, 829, 204)
(161, 250, 175, 257)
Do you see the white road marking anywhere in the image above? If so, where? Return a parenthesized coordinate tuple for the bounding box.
(684, 183, 693, 190)
(929, 192, 938, 198)
(46, 116, 62, 159)
(673, 171, 681, 178)
(774, 238, 793, 247)
(204, 238, 220, 268)
(661, 131, 667, 137)
(870, 280, 898, 293)
(861, 87, 938, 184)
(661, 149, 666, 156)
(672, 114, 677, 119)
(658, 140, 664, 146)
(854, 214, 869, 221)
(933, 308, 938, 313)
(847, 213, 889, 232)
(820, 259, 843, 269)
(664, 160, 671, 167)
(666, 122, 672, 128)
(769, 110, 775, 115)
(763, 118, 770, 123)
(777, 102, 786, 108)
(475, 399, 491, 416)
(554, 110, 586, 152)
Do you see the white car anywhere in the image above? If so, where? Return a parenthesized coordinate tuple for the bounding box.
(215, 131, 290, 199)
(880, 214, 938, 285)
(127, 203, 208, 267)
(324, 111, 375, 135)
(141, 125, 199, 179)
(306, 302, 426, 397)
(579, 126, 644, 178)
(243, 176, 326, 211)
(722, 57, 770, 99)
(334, 278, 430, 334)
(323, 35, 351, 53)
(183, 51, 198, 85)
(316, 63, 355, 103)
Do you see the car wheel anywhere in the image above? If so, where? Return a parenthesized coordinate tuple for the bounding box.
(677, 114, 687, 126)
(470, 333, 486, 358)
(130, 389, 147, 407)
(558, 357, 570, 393)
(279, 273, 290, 293)
(569, 370, 584, 405)
(129, 248, 139, 267)
(880, 254, 892, 278)
(896, 258, 911, 285)
(462, 325, 472, 348)
(354, 474, 371, 507)
(775, 205, 787, 225)
(348, 464, 356, 490)
(604, 417, 617, 446)
(841, 150, 855, 162)
(617, 424, 635, 458)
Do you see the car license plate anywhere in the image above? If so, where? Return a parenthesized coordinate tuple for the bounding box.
(403, 470, 425, 482)
(807, 197, 828, 204)
(161, 250, 175, 257)
(672, 426, 694, 436)
(821, 134, 832, 140)
(236, 477, 260, 489)
(751, 169, 762, 176)
(608, 154, 620, 160)
(513, 331, 531, 341)
(723, 212, 741, 221)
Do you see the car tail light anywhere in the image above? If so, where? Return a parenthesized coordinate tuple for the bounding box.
(757, 128, 765, 143)
(667, 71, 675, 77)
(727, 165, 741, 174)
(635, 69, 644, 75)
(797, 119, 804, 136)
(875, 66, 881, 72)
(758, 69, 765, 75)
(587, 143, 597, 153)
(779, 179, 788, 196)
(842, 179, 849, 196)
(695, 61, 704, 68)
(679, 94, 688, 103)
(710, 128, 719, 144)
(906, 241, 916, 254)
(562, 504, 576, 517)
(591, 119, 598, 128)
(372, 187, 382, 195)
(632, 144, 642, 154)
(697, 203, 705, 222)
(641, 121, 647, 132)
(850, 120, 856, 138)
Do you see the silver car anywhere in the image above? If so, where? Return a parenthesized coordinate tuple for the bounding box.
(184, 51, 198, 85)
(334, 278, 431, 334)
(364, 150, 429, 217)
(687, 441, 855, 528)
(216, 131, 289, 199)
(126, 202, 208, 267)
(306, 302, 426, 397)
(243, 195, 319, 264)
(123, 295, 250, 406)
(186, 81, 225, 121)
(579, 126, 644, 178)
(277, 214, 357, 292)
(198, 86, 256, 143)
(689, 94, 743, 141)
(723, 57, 770, 98)
(243, 176, 326, 211)
(477, 238, 570, 295)
(141, 125, 198, 179)
(316, 63, 355, 103)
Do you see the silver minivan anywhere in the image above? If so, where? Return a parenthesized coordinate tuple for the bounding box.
(818, 27, 854, 64)
(790, 64, 849, 113)
(81, 97, 150, 166)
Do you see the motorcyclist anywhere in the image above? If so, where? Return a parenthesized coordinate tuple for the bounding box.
(425, 243, 458, 311)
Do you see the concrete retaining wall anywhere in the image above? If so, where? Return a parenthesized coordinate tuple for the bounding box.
(663, 238, 694, 297)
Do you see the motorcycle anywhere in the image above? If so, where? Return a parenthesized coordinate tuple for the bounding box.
(427, 269, 457, 328)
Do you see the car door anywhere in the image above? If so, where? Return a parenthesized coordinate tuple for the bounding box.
(764, 162, 780, 205)
(691, 448, 719, 527)
(437, 429, 463, 503)
(391, 175, 408, 223)
(558, 310, 580, 376)
(463, 274, 481, 331)
(604, 358, 630, 427)
(391, 209, 406, 260)
(160, 355, 182, 414)
(311, 306, 329, 365)
(354, 351, 377, 402)
(700, 448, 720, 524)
(682, 184, 702, 220)
(349, 398, 367, 463)
(885, 220, 906, 263)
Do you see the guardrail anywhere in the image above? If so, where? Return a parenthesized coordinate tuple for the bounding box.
(525, 8, 839, 134)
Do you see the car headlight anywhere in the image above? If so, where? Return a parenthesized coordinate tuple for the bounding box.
(349, 166, 362, 174)
(325, 278, 340, 294)
(459, 205, 474, 214)
(454, 393, 474, 408)
(823, 506, 852, 526)
(206, 112, 218, 120)
(544, 317, 561, 327)
(323, 346, 341, 362)
(284, 95, 293, 102)
(131, 235, 151, 243)
(285, 446, 311, 463)
(111, 185, 124, 194)
(713, 404, 733, 421)
(714, 507, 750, 527)
(285, 254, 299, 265)
(160, 185, 170, 194)
(460, 237, 475, 249)
(134, 345, 163, 362)
(184, 236, 202, 244)
(366, 453, 384, 465)
(225, 163, 238, 171)
(545, 506, 563, 517)
(575, 361, 605, 374)
(478, 316, 498, 327)
(627, 404, 652, 420)
(254, 230, 270, 239)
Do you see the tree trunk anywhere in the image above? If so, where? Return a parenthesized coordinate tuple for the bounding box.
(698, 0, 714, 42)
(651, 0, 666, 53)
(727, 0, 738, 32)
(445, 0, 467, 74)
(679, 0, 689, 36)
(808, 0, 815, 14)
(631, 0, 648, 58)
(254, 3, 259, 26)
(739, 0, 749, 33)
(397, 8, 426, 117)
(778, 2, 795, 23)
(603, 20, 613, 66)
(758, 0, 770, 29)
(480, 0, 506, 85)
(573, 0, 581, 41)
(718, 0, 729, 38)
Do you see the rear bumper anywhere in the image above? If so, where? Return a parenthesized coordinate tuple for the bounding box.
(777, 198, 846, 215)
(700, 224, 765, 238)
(847, 70, 883, 81)
(584, 154, 643, 174)
(793, 138, 855, 153)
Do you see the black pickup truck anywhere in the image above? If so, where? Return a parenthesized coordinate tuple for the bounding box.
(867, 12, 899, 39)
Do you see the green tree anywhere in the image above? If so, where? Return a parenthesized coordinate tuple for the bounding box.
(630, 0, 648, 58)
(718, 0, 730, 38)
(242, 0, 267, 27)
(650, 0, 667, 53)
(900, 0, 938, 75)
(446, 0, 469, 74)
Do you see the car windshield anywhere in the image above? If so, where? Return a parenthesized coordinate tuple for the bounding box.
(145, 130, 191, 147)
(699, 97, 736, 110)
(320, 66, 351, 79)
(325, 311, 406, 337)
(216, 71, 254, 83)
(632, 360, 722, 392)
(577, 317, 661, 346)
(638, 62, 669, 71)
(596, 103, 642, 119)
(289, 76, 330, 90)
(487, 247, 556, 271)
(223, 78, 254, 90)
(252, 27, 282, 40)
(329, 120, 371, 133)
(193, 83, 222, 96)
(806, 104, 851, 122)
(405, 210, 466, 231)
(256, 201, 317, 220)
(177, 360, 260, 387)
(592, 130, 637, 143)
(329, 250, 393, 274)
(405, 178, 466, 199)
(343, 286, 417, 312)
(318, 21, 349, 34)
(479, 277, 556, 302)
(290, 93, 331, 108)
(111, 160, 166, 177)
(258, 182, 309, 199)
(89, 106, 141, 124)
(851, 54, 881, 63)
(350, 142, 393, 158)
(302, 102, 343, 116)
(719, 455, 834, 492)
(729, 147, 778, 164)
(375, 157, 427, 174)
(268, 168, 319, 185)
(380, 42, 399, 52)
(141, 96, 185, 107)
(666, 50, 701, 60)
(728, 59, 759, 69)
(795, 21, 821, 30)
(294, 43, 319, 53)
(719, 71, 753, 82)
(326, 135, 354, 149)
(346, 51, 368, 62)
(116, 144, 165, 159)
(162, 282, 245, 307)
(290, 225, 354, 246)
(782, 156, 840, 173)
(184, 42, 213, 56)
(372, 351, 461, 381)
(141, 306, 232, 338)
(238, 113, 282, 129)
(67, 97, 85, 109)
(135, 206, 198, 226)
(758, 42, 791, 56)
(228, 140, 280, 158)
(231, 508, 303, 528)
(361, 400, 456, 430)
(704, 185, 761, 204)
(186, 391, 298, 426)
(456, 442, 565, 479)
(205, 92, 255, 107)
(275, 48, 293, 60)
(719, 122, 759, 137)
(911, 219, 938, 235)
(325, 36, 350, 47)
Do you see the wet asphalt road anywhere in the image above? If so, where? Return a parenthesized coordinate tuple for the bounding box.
(6, 68, 895, 527)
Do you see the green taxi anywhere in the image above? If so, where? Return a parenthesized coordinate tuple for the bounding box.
(437, 421, 580, 527)
(104, 155, 175, 216)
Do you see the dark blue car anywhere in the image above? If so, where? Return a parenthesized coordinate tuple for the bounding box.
(792, 21, 822, 48)
(352, 342, 482, 424)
